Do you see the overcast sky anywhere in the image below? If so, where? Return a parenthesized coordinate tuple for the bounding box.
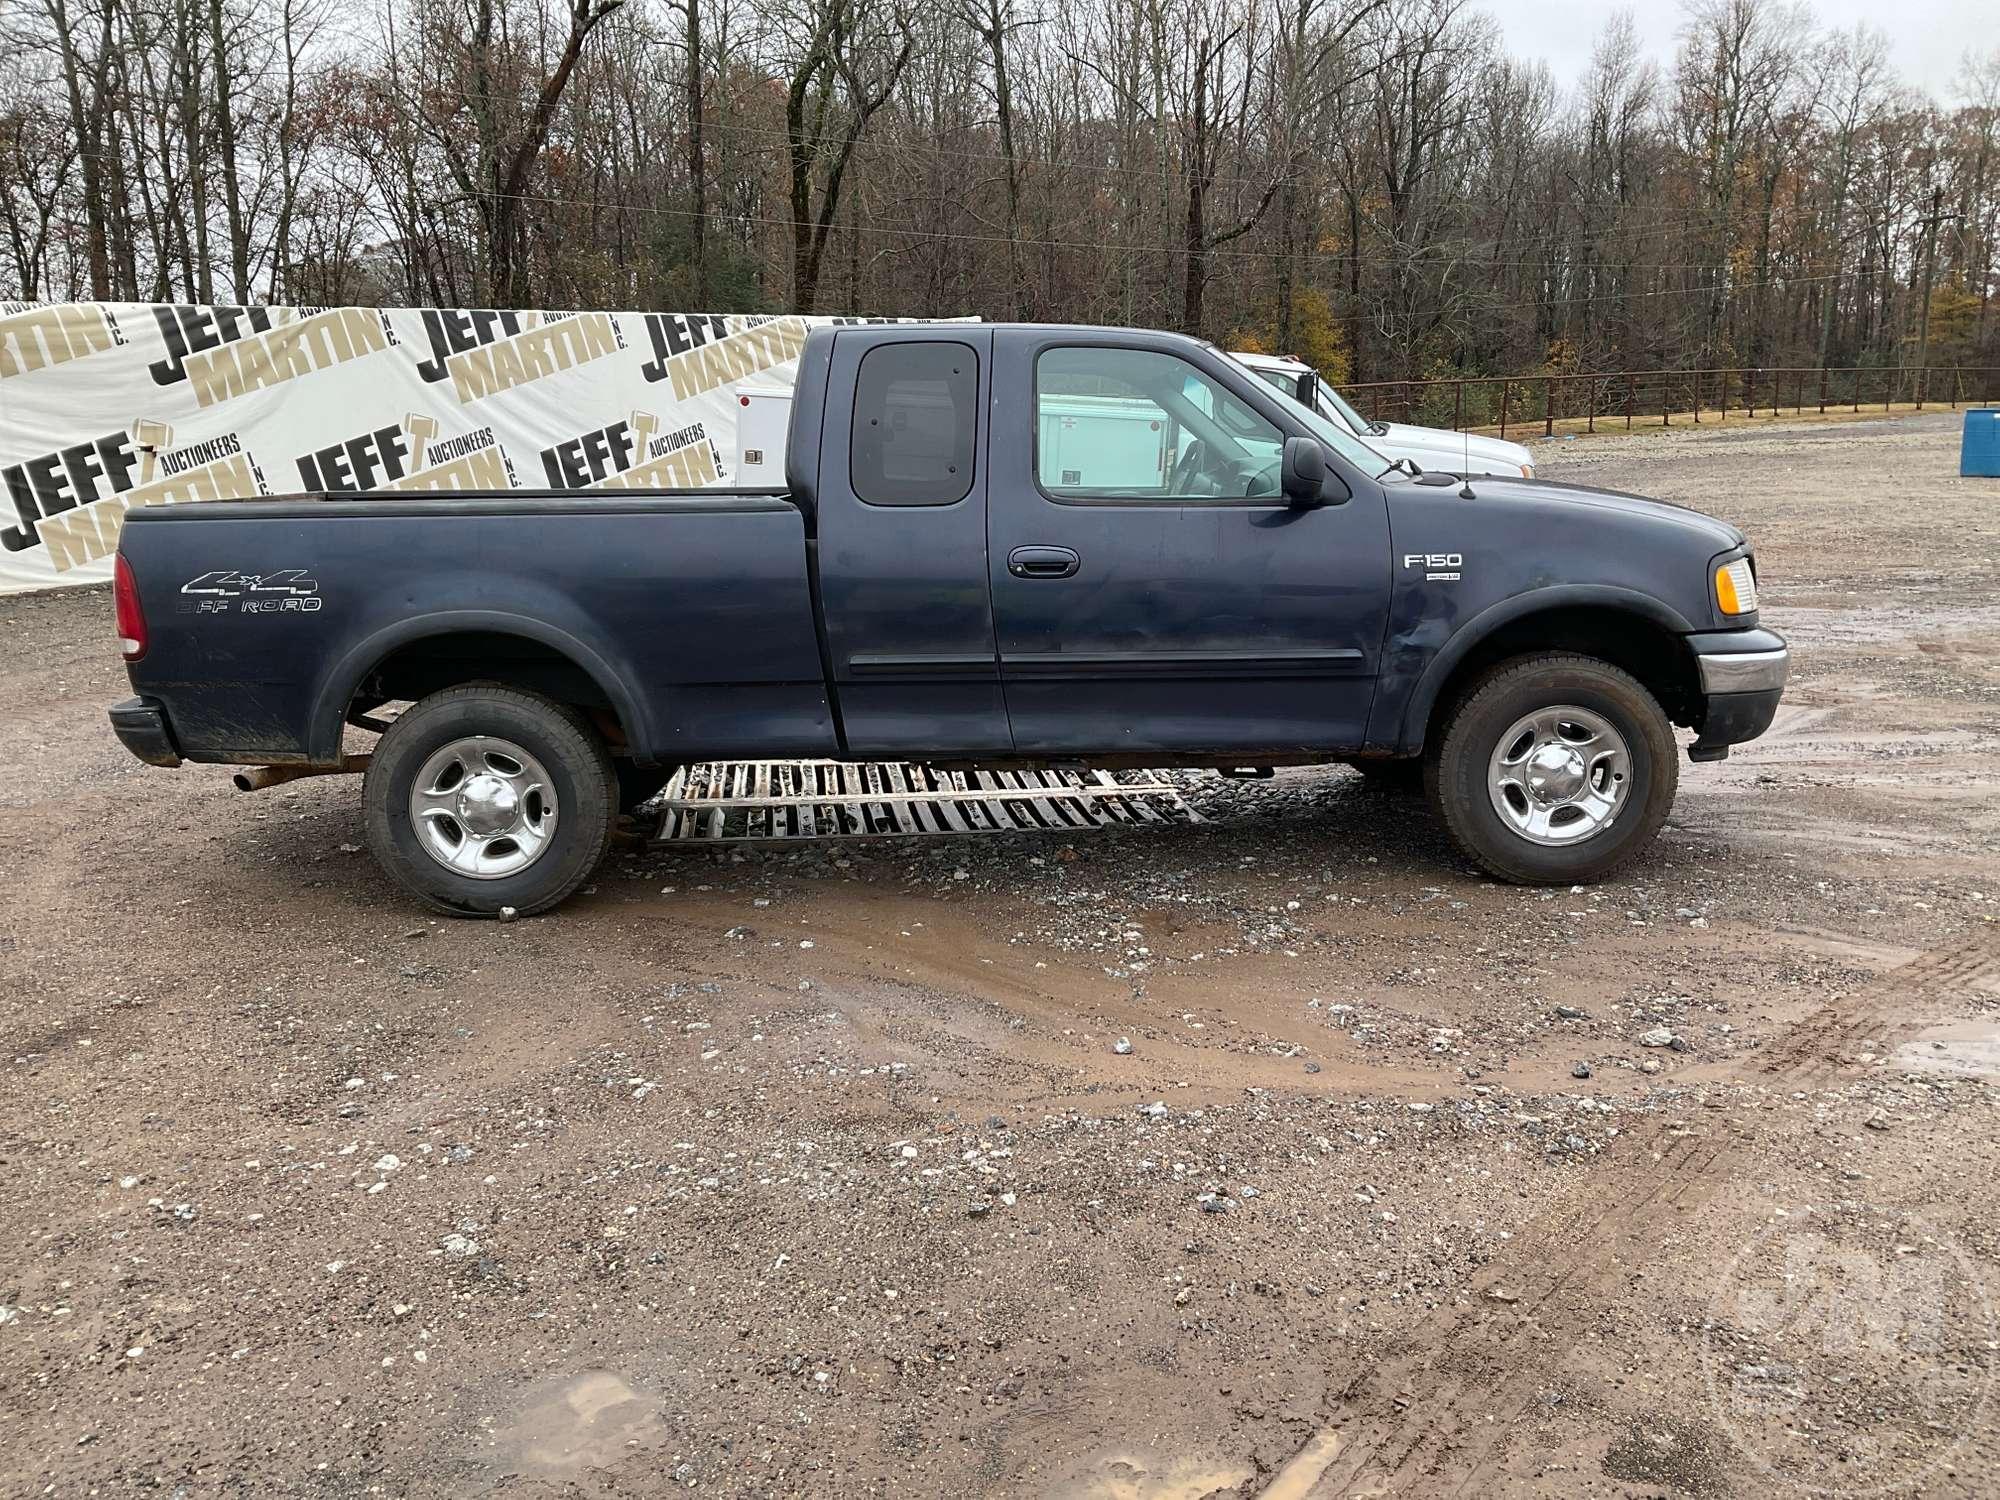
(1479, 0, 1991, 101)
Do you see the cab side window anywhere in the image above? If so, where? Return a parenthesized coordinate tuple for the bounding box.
(1035, 346, 1282, 502)
(850, 341, 978, 506)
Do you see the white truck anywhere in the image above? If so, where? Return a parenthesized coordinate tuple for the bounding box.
(1229, 351, 1536, 479)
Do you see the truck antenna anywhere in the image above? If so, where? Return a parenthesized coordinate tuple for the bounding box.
(1458, 420, 1476, 499)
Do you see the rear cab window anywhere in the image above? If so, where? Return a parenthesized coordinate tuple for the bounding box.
(849, 341, 978, 506)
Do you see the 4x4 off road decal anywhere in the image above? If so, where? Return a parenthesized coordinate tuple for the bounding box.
(178, 568, 322, 616)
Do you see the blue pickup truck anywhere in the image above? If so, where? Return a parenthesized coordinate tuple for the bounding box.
(108, 323, 1787, 915)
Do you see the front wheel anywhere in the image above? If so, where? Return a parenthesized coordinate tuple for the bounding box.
(363, 683, 618, 916)
(1424, 652, 1678, 884)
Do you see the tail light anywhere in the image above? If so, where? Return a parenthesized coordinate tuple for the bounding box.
(114, 553, 149, 660)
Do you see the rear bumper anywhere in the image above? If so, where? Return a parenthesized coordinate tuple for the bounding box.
(1686, 628, 1788, 761)
(108, 696, 183, 768)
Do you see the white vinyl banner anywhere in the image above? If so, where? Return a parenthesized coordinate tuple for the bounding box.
(0, 303, 926, 597)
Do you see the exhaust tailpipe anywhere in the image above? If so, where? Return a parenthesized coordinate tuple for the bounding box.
(232, 754, 371, 793)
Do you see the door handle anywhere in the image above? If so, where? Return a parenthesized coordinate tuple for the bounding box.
(1008, 545, 1080, 579)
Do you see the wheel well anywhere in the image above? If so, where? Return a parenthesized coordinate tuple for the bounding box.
(349, 631, 632, 752)
(1421, 607, 1700, 748)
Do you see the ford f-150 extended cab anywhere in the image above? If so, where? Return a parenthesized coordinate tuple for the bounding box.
(107, 323, 1788, 915)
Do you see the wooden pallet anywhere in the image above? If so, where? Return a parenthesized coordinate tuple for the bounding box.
(645, 761, 1199, 843)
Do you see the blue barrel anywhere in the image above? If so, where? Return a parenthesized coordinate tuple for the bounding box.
(1963, 408, 2000, 477)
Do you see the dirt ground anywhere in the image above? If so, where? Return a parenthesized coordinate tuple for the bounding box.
(3, 411, 1998, 1499)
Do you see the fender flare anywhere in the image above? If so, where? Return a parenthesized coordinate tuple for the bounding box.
(1397, 585, 1697, 752)
(308, 609, 653, 765)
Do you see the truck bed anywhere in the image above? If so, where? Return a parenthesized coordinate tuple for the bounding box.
(117, 490, 836, 765)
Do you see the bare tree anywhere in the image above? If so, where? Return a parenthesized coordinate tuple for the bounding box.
(779, 0, 913, 312)
(0, 0, 1992, 389)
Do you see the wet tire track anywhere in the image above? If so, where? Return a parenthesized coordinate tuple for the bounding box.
(1297, 928, 2000, 1497)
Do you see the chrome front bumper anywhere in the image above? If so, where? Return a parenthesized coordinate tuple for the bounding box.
(1686, 628, 1789, 761)
(1697, 646, 1790, 695)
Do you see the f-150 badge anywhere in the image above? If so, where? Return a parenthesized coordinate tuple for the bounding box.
(1403, 552, 1462, 582)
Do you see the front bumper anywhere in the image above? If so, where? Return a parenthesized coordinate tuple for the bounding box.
(109, 696, 183, 767)
(1685, 629, 1788, 761)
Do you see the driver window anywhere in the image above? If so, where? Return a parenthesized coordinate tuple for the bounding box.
(1036, 346, 1284, 502)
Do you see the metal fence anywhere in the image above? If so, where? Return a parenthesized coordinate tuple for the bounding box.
(1344, 366, 2000, 439)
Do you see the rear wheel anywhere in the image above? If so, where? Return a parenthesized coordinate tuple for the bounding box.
(1424, 652, 1677, 884)
(364, 683, 617, 916)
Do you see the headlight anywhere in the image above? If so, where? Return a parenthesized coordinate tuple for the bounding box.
(1714, 557, 1758, 615)
(1519, 463, 1534, 478)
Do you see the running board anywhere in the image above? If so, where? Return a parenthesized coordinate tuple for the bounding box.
(644, 760, 1200, 844)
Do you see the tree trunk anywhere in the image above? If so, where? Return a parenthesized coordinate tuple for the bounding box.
(46, 0, 111, 298)
(208, 0, 251, 299)
(684, 0, 706, 305)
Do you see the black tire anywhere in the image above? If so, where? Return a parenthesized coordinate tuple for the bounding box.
(363, 683, 618, 917)
(1346, 757, 1425, 792)
(1423, 652, 1677, 885)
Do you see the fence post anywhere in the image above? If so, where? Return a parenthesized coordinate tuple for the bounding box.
(1625, 372, 1634, 431)
(1662, 370, 1670, 427)
(1499, 380, 1510, 439)
(1453, 379, 1463, 433)
(1544, 376, 1554, 438)
(1587, 376, 1596, 434)
(1818, 367, 1827, 414)
(1853, 369, 1860, 413)
(1692, 368, 1701, 424)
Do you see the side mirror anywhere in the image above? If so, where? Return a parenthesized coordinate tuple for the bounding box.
(1281, 436, 1326, 506)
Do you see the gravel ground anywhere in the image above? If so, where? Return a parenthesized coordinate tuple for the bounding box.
(2, 411, 1997, 1498)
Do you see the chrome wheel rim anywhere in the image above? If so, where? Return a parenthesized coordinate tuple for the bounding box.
(408, 736, 558, 879)
(1487, 705, 1631, 846)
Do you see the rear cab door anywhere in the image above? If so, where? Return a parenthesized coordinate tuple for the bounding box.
(809, 328, 1011, 756)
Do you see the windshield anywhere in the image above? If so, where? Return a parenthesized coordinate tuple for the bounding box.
(1320, 384, 1377, 433)
(1229, 360, 1397, 478)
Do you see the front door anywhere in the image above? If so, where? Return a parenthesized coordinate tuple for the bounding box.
(987, 334, 1391, 755)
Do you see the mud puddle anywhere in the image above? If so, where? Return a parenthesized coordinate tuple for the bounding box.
(1893, 1018, 2000, 1080)
(1045, 1449, 1254, 1500)
(478, 1369, 670, 1479)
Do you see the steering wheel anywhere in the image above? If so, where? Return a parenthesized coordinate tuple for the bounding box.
(1170, 438, 1210, 495)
